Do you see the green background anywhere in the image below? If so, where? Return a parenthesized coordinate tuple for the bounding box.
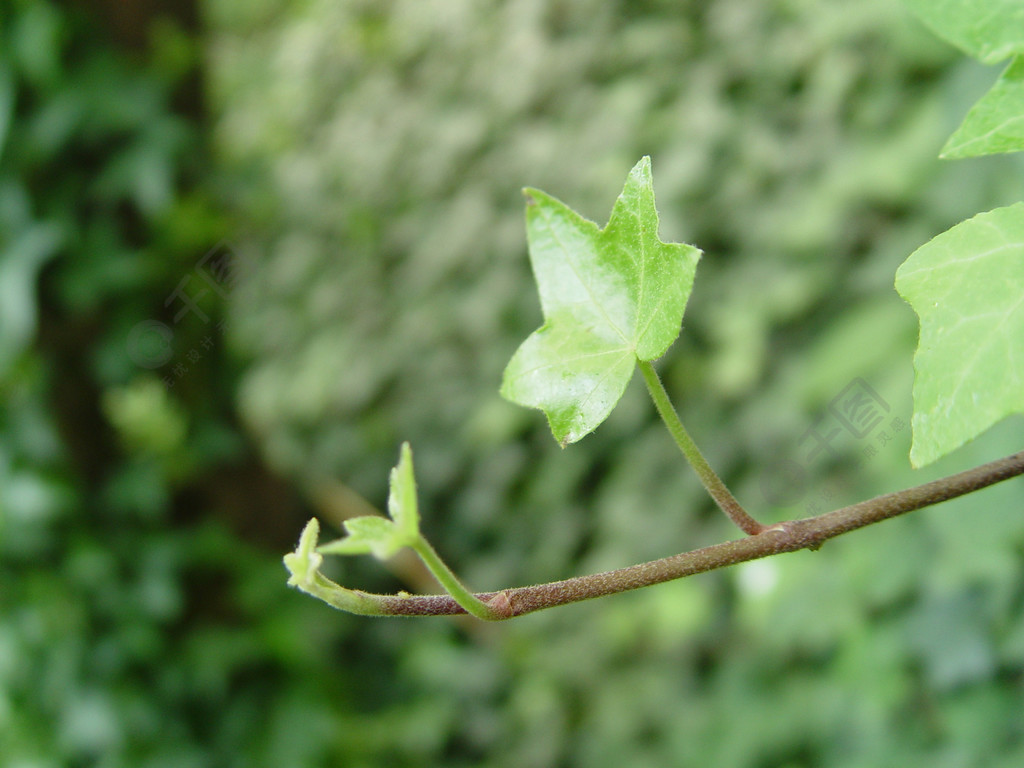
(3, 0, 1024, 765)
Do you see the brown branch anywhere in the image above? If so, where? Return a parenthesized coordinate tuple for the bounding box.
(371, 449, 1024, 619)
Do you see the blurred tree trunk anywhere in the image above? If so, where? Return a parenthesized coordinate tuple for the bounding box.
(69, 0, 198, 50)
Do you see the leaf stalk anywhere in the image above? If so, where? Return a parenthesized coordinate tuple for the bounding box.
(409, 537, 508, 620)
(638, 360, 765, 534)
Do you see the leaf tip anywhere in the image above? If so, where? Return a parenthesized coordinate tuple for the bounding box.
(555, 424, 586, 448)
(629, 155, 653, 182)
(398, 440, 413, 464)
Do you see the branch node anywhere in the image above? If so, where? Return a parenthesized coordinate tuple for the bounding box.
(486, 590, 514, 619)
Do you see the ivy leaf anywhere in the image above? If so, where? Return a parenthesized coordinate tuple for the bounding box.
(318, 442, 421, 559)
(904, 0, 1024, 65)
(905, 0, 1024, 158)
(895, 203, 1024, 467)
(501, 157, 701, 445)
(941, 56, 1024, 158)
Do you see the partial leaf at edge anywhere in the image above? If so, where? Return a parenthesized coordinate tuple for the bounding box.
(895, 203, 1024, 467)
(501, 156, 701, 446)
(904, 0, 1024, 65)
(941, 56, 1024, 158)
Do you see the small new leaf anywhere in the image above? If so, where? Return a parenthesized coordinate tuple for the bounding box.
(388, 441, 419, 540)
(501, 157, 701, 445)
(895, 203, 1024, 467)
(319, 516, 405, 560)
(284, 517, 393, 616)
(318, 442, 421, 559)
(283, 517, 324, 589)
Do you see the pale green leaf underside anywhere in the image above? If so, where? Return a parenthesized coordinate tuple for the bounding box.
(895, 203, 1024, 467)
(905, 0, 1024, 65)
(501, 157, 701, 445)
(942, 56, 1024, 158)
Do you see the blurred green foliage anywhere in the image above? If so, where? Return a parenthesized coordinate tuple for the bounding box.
(3, 0, 1024, 766)
(0, 2, 374, 765)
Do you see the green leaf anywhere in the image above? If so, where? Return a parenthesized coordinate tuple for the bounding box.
(318, 442, 421, 559)
(904, 0, 1024, 65)
(941, 56, 1024, 158)
(906, 1, 1024, 158)
(895, 203, 1024, 467)
(501, 157, 701, 445)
